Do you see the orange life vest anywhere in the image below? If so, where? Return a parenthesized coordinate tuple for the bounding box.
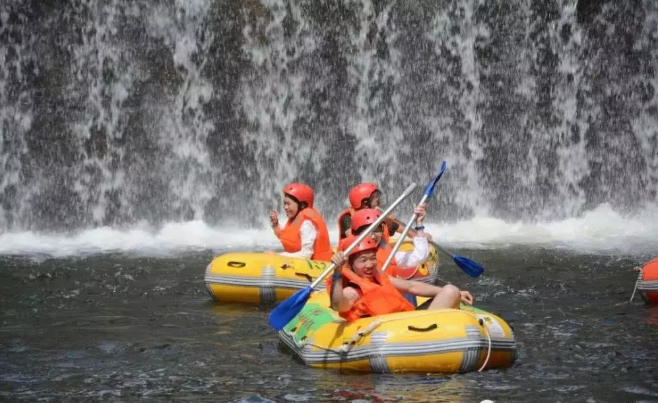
(278, 208, 333, 262)
(376, 241, 399, 278)
(331, 268, 415, 322)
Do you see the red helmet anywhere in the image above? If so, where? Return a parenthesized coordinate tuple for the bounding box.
(348, 182, 379, 209)
(283, 183, 314, 208)
(351, 208, 381, 232)
(346, 236, 379, 257)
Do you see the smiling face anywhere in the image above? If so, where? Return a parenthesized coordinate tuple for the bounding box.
(349, 249, 378, 281)
(283, 195, 300, 219)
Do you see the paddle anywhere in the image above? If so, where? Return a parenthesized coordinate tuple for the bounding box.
(268, 182, 419, 331)
(381, 161, 447, 272)
(429, 241, 483, 278)
(377, 212, 485, 278)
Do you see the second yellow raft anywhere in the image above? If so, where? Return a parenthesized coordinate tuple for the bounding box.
(204, 239, 440, 305)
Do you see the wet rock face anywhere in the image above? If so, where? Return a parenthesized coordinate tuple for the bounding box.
(1, 0, 658, 230)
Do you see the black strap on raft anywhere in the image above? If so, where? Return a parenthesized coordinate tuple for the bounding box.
(407, 323, 438, 332)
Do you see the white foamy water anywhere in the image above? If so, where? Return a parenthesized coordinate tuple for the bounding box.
(425, 204, 658, 255)
(0, 204, 656, 258)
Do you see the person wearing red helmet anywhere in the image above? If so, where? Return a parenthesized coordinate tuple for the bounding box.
(337, 183, 400, 241)
(339, 206, 430, 278)
(268, 183, 333, 262)
(327, 238, 473, 322)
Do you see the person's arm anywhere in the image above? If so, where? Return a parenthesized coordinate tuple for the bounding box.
(390, 276, 443, 297)
(279, 220, 316, 259)
(394, 235, 429, 268)
(270, 210, 282, 238)
(330, 280, 360, 313)
(329, 253, 360, 312)
(387, 220, 400, 235)
(390, 277, 474, 305)
(378, 204, 433, 242)
(391, 203, 430, 267)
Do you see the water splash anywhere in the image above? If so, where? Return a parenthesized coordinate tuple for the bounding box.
(1, 204, 657, 258)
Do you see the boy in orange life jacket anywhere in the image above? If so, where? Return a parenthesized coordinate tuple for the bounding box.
(337, 183, 400, 240)
(267, 183, 333, 262)
(328, 238, 474, 322)
(337, 206, 430, 278)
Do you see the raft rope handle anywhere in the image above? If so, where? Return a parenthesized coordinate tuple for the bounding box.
(478, 323, 492, 372)
(339, 319, 383, 352)
(629, 266, 643, 302)
(292, 319, 386, 354)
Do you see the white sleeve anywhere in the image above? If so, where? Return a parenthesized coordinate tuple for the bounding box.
(394, 235, 429, 268)
(279, 220, 317, 259)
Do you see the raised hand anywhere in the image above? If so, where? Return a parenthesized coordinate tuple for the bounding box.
(269, 210, 279, 228)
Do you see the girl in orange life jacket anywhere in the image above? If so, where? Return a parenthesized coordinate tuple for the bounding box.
(328, 237, 474, 322)
(337, 183, 400, 240)
(267, 183, 333, 262)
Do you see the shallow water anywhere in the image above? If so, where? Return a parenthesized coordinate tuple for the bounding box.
(1, 247, 657, 403)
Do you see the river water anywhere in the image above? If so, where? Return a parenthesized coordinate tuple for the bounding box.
(1, 240, 657, 402)
(3, 0, 658, 401)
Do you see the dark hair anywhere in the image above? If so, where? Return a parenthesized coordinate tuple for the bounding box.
(362, 189, 382, 208)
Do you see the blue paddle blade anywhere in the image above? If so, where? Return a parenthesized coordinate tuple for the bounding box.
(268, 286, 312, 330)
(453, 254, 484, 278)
(424, 160, 447, 196)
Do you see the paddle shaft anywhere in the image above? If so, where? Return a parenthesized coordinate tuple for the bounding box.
(380, 193, 429, 272)
(380, 208, 459, 257)
(428, 240, 457, 258)
(308, 183, 418, 289)
(377, 208, 420, 239)
(377, 193, 485, 278)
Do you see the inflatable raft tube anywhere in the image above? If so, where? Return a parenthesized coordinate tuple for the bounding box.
(632, 257, 658, 304)
(278, 290, 516, 374)
(204, 239, 439, 304)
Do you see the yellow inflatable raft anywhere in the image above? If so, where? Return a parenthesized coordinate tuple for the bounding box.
(204, 239, 439, 305)
(279, 291, 516, 373)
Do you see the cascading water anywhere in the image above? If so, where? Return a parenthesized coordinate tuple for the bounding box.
(0, 6, 36, 231)
(1, 0, 658, 256)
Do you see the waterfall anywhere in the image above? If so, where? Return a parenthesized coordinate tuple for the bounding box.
(0, 0, 657, 242)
